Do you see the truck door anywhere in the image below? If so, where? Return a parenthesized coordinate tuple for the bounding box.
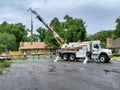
(91, 43, 100, 58)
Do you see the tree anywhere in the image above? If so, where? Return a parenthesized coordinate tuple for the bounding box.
(0, 22, 28, 43)
(50, 17, 65, 39)
(0, 43, 6, 53)
(64, 15, 73, 22)
(44, 15, 87, 47)
(44, 17, 64, 48)
(0, 32, 16, 51)
(88, 30, 114, 47)
(50, 17, 65, 46)
(0, 22, 29, 50)
(115, 17, 120, 39)
(44, 30, 59, 48)
(63, 15, 87, 42)
(11, 23, 28, 43)
(37, 27, 47, 42)
(32, 34, 39, 42)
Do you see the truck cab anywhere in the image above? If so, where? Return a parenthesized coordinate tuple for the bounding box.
(91, 41, 112, 62)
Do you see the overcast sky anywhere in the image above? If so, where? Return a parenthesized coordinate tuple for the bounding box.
(0, 0, 120, 34)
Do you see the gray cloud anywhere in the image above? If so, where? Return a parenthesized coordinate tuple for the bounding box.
(0, 0, 120, 34)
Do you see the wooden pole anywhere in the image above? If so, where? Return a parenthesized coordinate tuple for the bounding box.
(31, 12, 33, 45)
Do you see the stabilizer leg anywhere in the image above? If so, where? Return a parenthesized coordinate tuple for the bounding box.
(83, 57, 89, 64)
(54, 56, 60, 62)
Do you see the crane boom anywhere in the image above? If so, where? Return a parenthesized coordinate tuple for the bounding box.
(28, 8, 64, 45)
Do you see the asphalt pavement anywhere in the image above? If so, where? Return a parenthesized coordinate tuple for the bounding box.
(0, 58, 120, 90)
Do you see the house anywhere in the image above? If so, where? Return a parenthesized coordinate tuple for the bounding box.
(19, 42, 57, 55)
(106, 38, 120, 53)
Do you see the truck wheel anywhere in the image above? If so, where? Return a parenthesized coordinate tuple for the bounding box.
(107, 58, 111, 62)
(62, 54, 68, 61)
(99, 55, 108, 63)
(69, 54, 75, 61)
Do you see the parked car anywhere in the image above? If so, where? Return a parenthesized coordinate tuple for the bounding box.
(0, 52, 11, 60)
(0, 56, 4, 62)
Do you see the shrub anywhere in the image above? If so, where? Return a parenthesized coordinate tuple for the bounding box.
(113, 53, 120, 57)
(2, 61, 11, 67)
(0, 60, 11, 75)
(0, 69, 3, 75)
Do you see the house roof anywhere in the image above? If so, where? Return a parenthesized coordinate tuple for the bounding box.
(107, 38, 120, 48)
(19, 42, 46, 50)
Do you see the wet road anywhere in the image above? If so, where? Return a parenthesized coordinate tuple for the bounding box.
(0, 59, 120, 90)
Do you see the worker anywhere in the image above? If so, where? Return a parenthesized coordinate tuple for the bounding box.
(23, 52, 27, 60)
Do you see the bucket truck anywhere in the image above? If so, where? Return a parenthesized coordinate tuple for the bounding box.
(28, 8, 112, 63)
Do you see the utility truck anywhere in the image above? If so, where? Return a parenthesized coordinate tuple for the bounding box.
(59, 41, 112, 63)
(29, 8, 112, 63)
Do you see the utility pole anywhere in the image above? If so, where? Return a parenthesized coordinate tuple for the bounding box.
(31, 11, 33, 45)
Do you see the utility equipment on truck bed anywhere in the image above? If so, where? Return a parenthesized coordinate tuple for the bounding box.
(28, 8, 112, 63)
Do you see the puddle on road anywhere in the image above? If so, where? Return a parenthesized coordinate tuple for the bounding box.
(49, 65, 56, 72)
(104, 69, 120, 74)
(49, 67, 56, 72)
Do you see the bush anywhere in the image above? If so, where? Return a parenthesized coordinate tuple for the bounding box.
(0, 64, 5, 68)
(0, 60, 11, 75)
(2, 61, 11, 67)
(113, 53, 120, 57)
(0, 69, 3, 75)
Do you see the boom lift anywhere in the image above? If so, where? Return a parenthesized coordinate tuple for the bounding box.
(28, 8, 112, 63)
(28, 8, 64, 46)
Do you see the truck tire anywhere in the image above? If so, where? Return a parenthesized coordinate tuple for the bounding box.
(62, 54, 68, 61)
(107, 58, 111, 62)
(69, 54, 75, 61)
(99, 54, 108, 63)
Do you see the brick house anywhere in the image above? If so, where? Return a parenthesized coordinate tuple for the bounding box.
(19, 42, 57, 55)
(106, 38, 120, 53)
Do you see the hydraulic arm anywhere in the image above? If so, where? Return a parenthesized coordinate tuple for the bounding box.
(28, 8, 64, 46)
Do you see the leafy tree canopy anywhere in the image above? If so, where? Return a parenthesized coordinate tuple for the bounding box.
(0, 32, 16, 51)
(63, 15, 86, 42)
(88, 30, 114, 47)
(37, 27, 47, 42)
(0, 43, 6, 53)
(44, 15, 87, 48)
(0, 21, 29, 50)
(115, 17, 120, 39)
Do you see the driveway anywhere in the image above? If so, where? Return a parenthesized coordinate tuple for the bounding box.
(0, 59, 120, 90)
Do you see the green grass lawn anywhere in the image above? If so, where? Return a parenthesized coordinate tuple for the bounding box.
(0, 60, 11, 75)
(112, 57, 120, 60)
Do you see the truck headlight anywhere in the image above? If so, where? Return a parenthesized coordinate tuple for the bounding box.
(108, 51, 112, 54)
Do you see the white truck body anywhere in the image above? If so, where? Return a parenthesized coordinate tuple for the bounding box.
(59, 40, 112, 63)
